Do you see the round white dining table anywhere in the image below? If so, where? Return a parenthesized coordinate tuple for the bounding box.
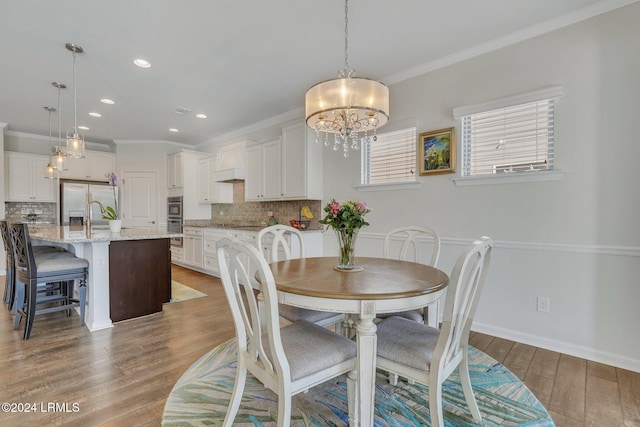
(268, 256, 449, 427)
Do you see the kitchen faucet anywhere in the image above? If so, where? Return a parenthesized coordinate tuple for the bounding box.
(86, 193, 107, 236)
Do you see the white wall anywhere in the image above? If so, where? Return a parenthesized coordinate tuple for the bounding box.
(321, 3, 640, 371)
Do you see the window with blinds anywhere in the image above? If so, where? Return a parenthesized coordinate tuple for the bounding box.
(461, 99, 555, 176)
(361, 127, 417, 184)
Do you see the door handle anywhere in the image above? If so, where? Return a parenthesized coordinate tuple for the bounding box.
(149, 221, 156, 224)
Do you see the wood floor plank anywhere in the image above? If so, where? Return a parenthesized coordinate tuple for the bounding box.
(549, 354, 587, 422)
(585, 374, 624, 426)
(617, 367, 640, 424)
(1, 266, 639, 425)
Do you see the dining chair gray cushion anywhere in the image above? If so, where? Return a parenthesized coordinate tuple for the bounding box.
(376, 310, 424, 323)
(279, 305, 343, 324)
(376, 316, 440, 371)
(266, 320, 356, 381)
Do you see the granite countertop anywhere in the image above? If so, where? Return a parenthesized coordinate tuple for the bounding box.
(183, 223, 323, 232)
(27, 225, 182, 243)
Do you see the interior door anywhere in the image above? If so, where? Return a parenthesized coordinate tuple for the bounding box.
(121, 171, 157, 229)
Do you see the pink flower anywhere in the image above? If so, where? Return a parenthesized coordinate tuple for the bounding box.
(330, 202, 340, 215)
(356, 201, 367, 212)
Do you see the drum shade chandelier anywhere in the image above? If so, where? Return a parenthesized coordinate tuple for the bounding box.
(305, 0, 389, 157)
(66, 43, 86, 159)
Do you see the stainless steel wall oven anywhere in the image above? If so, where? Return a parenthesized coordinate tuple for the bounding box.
(167, 196, 183, 247)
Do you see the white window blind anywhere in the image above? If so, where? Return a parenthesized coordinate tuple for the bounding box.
(361, 127, 416, 184)
(461, 98, 555, 177)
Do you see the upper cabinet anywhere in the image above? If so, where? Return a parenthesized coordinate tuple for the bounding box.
(197, 156, 233, 204)
(62, 150, 116, 181)
(244, 123, 323, 202)
(245, 138, 282, 201)
(167, 152, 184, 189)
(5, 152, 55, 202)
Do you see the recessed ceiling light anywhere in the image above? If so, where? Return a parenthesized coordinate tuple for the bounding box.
(100, 98, 115, 105)
(89, 112, 102, 117)
(169, 128, 179, 132)
(196, 113, 207, 119)
(133, 59, 151, 68)
(78, 126, 89, 130)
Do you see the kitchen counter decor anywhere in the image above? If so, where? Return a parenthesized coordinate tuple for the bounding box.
(319, 199, 370, 271)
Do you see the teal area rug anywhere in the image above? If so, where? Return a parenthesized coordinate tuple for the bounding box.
(169, 281, 207, 303)
(162, 338, 554, 426)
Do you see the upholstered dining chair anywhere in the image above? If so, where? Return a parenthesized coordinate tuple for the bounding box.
(10, 222, 89, 340)
(217, 237, 356, 427)
(380, 225, 442, 325)
(257, 224, 345, 331)
(375, 236, 493, 427)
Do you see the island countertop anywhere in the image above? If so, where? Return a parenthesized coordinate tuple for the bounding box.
(27, 225, 182, 244)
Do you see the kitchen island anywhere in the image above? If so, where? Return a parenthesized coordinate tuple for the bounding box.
(27, 225, 182, 331)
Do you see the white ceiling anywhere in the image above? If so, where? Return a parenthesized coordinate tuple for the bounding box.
(0, 0, 634, 147)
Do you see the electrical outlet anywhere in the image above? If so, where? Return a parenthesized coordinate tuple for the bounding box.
(219, 211, 224, 216)
(537, 296, 550, 313)
(267, 211, 273, 216)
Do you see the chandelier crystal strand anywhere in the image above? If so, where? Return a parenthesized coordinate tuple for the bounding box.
(304, 0, 389, 158)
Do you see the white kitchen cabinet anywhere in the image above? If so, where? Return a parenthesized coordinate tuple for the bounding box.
(203, 229, 229, 275)
(171, 246, 184, 263)
(5, 152, 55, 202)
(168, 150, 211, 219)
(182, 227, 204, 268)
(62, 150, 116, 180)
(281, 123, 323, 200)
(167, 152, 184, 188)
(197, 157, 233, 204)
(244, 138, 282, 201)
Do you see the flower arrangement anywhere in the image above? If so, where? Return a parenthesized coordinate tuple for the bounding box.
(319, 199, 370, 270)
(102, 172, 119, 220)
(319, 199, 371, 231)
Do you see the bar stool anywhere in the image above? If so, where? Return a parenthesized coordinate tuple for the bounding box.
(10, 223, 89, 340)
(1, 220, 63, 311)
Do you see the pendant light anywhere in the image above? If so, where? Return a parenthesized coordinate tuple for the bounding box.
(52, 81, 67, 172)
(305, 0, 389, 157)
(44, 106, 58, 179)
(65, 43, 86, 159)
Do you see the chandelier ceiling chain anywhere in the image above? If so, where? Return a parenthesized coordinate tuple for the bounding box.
(304, 0, 389, 158)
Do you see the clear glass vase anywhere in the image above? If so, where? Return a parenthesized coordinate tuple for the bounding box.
(335, 228, 359, 270)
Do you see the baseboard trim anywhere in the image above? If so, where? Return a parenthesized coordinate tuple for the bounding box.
(472, 321, 640, 373)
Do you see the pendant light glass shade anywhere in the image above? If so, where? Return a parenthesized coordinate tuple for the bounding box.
(52, 81, 67, 172)
(43, 106, 59, 179)
(304, 0, 389, 157)
(65, 43, 86, 159)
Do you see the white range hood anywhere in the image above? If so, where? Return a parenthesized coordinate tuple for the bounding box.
(214, 142, 246, 182)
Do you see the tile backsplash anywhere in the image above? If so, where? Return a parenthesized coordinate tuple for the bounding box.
(4, 202, 56, 224)
(207, 182, 324, 229)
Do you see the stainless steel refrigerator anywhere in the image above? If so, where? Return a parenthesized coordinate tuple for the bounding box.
(60, 180, 119, 226)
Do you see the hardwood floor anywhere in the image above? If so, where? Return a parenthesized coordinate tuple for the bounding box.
(1, 265, 639, 426)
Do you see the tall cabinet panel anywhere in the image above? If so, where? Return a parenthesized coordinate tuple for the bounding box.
(244, 138, 282, 201)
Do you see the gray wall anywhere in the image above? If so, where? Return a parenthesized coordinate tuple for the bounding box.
(321, 3, 640, 371)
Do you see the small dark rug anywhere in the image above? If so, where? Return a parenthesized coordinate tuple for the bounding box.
(162, 338, 554, 426)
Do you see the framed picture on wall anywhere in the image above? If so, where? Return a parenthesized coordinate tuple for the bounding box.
(418, 127, 456, 175)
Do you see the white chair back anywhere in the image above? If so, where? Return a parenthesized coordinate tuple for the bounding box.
(257, 224, 304, 262)
(436, 236, 492, 376)
(383, 226, 441, 267)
